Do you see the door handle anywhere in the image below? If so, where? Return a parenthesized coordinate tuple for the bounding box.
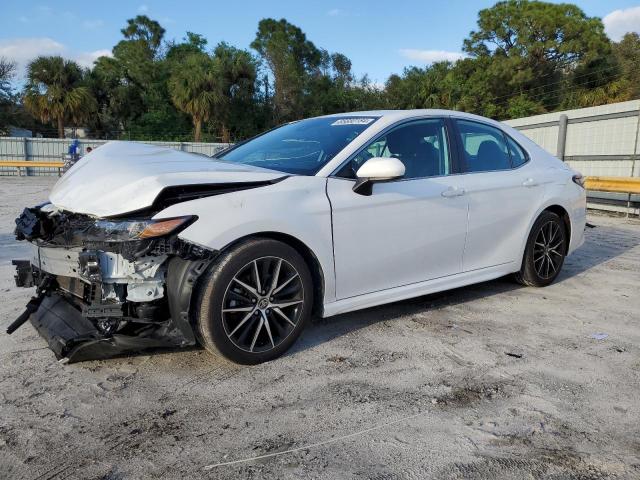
(441, 186, 466, 198)
(522, 178, 539, 187)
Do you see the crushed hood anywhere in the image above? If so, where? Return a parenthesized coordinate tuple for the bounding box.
(49, 141, 285, 217)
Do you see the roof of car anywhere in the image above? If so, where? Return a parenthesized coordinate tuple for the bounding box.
(320, 109, 502, 125)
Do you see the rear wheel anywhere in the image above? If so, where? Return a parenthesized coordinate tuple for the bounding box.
(515, 211, 567, 287)
(194, 238, 313, 364)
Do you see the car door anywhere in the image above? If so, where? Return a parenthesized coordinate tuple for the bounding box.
(326, 118, 468, 300)
(451, 119, 546, 272)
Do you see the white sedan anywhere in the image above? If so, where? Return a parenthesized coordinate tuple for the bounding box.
(10, 110, 586, 364)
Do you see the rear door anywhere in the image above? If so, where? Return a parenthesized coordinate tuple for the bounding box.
(451, 119, 546, 271)
(327, 118, 469, 299)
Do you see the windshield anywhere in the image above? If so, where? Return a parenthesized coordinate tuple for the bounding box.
(216, 116, 379, 175)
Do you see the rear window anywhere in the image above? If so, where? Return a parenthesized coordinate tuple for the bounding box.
(454, 120, 511, 173)
(507, 136, 528, 167)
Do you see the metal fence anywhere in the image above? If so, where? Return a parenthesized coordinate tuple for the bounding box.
(0, 138, 231, 176)
(504, 99, 640, 215)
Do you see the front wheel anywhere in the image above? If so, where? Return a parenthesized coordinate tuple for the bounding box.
(194, 238, 313, 364)
(515, 211, 567, 287)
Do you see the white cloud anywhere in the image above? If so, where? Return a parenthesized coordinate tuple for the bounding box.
(74, 49, 113, 68)
(327, 8, 359, 17)
(399, 49, 467, 64)
(0, 38, 112, 77)
(0, 38, 65, 72)
(138, 4, 149, 13)
(603, 6, 640, 41)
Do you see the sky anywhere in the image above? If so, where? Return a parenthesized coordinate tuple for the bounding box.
(1, 0, 640, 86)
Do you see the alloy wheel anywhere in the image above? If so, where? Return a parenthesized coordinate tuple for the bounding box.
(533, 220, 564, 279)
(221, 256, 305, 353)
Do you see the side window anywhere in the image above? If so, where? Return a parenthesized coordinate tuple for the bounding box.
(455, 120, 511, 173)
(342, 119, 451, 179)
(506, 136, 528, 168)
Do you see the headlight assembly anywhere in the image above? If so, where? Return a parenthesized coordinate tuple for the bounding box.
(91, 216, 196, 241)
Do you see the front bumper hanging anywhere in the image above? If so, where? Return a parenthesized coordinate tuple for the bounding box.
(9, 207, 215, 363)
(9, 255, 213, 363)
(29, 293, 189, 363)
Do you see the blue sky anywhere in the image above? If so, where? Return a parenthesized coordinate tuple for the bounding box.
(2, 0, 640, 85)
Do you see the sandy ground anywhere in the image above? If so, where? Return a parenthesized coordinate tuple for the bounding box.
(0, 176, 639, 480)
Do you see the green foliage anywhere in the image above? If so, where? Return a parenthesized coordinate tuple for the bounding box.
(93, 15, 192, 140)
(121, 15, 166, 57)
(210, 42, 258, 141)
(612, 33, 640, 100)
(0, 57, 14, 100)
(169, 53, 222, 142)
(166, 32, 208, 63)
(23, 56, 97, 138)
(0, 57, 17, 134)
(6, 2, 640, 140)
(387, 0, 634, 119)
(251, 18, 322, 121)
(464, 1, 609, 65)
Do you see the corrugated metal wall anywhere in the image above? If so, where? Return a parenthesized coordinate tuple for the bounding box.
(504, 100, 640, 214)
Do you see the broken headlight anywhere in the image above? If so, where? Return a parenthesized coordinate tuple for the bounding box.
(91, 216, 196, 241)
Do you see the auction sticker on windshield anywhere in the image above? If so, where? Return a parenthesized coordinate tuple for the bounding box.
(331, 118, 375, 126)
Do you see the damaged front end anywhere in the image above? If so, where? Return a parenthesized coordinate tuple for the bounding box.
(9, 204, 215, 363)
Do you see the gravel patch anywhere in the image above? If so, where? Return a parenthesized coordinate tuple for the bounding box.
(1, 177, 639, 479)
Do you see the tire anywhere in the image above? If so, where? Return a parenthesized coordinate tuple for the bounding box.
(514, 211, 567, 287)
(194, 238, 313, 364)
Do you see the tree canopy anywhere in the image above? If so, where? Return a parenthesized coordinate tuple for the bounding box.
(251, 18, 322, 121)
(4, 1, 640, 141)
(23, 56, 96, 138)
(0, 57, 17, 135)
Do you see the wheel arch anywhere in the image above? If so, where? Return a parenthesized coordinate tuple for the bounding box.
(220, 232, 326, 317)
(542, 204, 571, 254)
(516, 201, 573, 272)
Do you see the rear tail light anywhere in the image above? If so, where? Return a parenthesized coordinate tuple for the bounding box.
(572, 174, 586, 189)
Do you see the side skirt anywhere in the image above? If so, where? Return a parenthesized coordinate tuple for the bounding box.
(321, 262, 519, 318)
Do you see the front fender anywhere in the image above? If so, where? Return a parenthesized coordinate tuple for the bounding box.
(153, 176, 336, 303)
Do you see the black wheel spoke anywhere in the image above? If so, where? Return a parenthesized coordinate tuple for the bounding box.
(533, 220, 565, 279)
(222, 256, 304, 353)
(227, 289, 254, 305)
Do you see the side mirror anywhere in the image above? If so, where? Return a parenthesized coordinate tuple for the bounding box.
(353, 157, 405, 195)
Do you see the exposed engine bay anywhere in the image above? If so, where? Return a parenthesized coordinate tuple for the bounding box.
(9, 203, 216, 362)
(6, 140, 295, 363)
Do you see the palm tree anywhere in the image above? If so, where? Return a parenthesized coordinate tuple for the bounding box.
(168, 53, 224, 142)
(213, 42, 257, 142)
(23, 56, 96, 138)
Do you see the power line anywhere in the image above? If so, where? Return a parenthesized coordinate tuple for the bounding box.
(443, 59, 640, 117)
(487, 60, 635, 104)
(5, 59, 640, 141)
(493, 70, 628, 106)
